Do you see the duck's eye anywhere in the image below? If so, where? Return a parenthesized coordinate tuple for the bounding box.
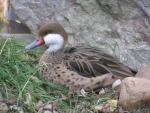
(36, 39, 45, 46)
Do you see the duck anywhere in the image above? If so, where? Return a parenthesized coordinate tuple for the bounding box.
(25, 22, 134, 92)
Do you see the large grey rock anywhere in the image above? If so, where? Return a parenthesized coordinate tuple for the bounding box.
(136, 64, 150, 79)
(9, 0, 150, 70)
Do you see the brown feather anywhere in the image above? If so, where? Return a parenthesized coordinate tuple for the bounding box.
(63, 46, 134, 77)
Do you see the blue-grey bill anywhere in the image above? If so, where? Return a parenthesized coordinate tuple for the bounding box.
(25, 40, 38, 50)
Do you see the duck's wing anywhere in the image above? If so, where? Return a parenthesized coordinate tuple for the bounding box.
(63, 46, 134, 78)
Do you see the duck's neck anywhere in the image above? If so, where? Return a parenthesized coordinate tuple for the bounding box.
(39, 50, 64, 74)
(47, 49, 64, 64)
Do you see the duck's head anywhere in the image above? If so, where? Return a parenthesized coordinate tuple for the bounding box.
(25, 22, 68, 53)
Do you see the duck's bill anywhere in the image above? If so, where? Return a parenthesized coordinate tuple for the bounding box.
(25, 38, 45, 50)
(25, 40, 38, 50)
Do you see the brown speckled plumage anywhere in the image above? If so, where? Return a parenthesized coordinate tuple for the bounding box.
(37, 22, 134, 91)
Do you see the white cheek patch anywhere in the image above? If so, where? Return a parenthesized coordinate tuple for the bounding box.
(43, 34, 64, 52)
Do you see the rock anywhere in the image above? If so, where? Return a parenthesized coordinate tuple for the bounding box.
(0, 103, 9, 112)
(3, 0, 150, 70)
(112, 79, 122, 90)
(119, 77, 150, 110)
(35, 101, 59, 113)
(80, 89, 88, 97)
(99, 88, 105, 95)
(136, 64, 150, 79)
(19, 110, 24, 113)
(0, 90, 9, 112)
(112, 79, 122, 97)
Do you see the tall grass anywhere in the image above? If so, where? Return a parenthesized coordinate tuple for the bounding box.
(0, 38, 68, 112)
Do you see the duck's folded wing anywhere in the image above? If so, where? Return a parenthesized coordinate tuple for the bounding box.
(63, 46, 134, 78)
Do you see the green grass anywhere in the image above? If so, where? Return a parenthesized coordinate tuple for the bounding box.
(0, 38, 116, 113)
